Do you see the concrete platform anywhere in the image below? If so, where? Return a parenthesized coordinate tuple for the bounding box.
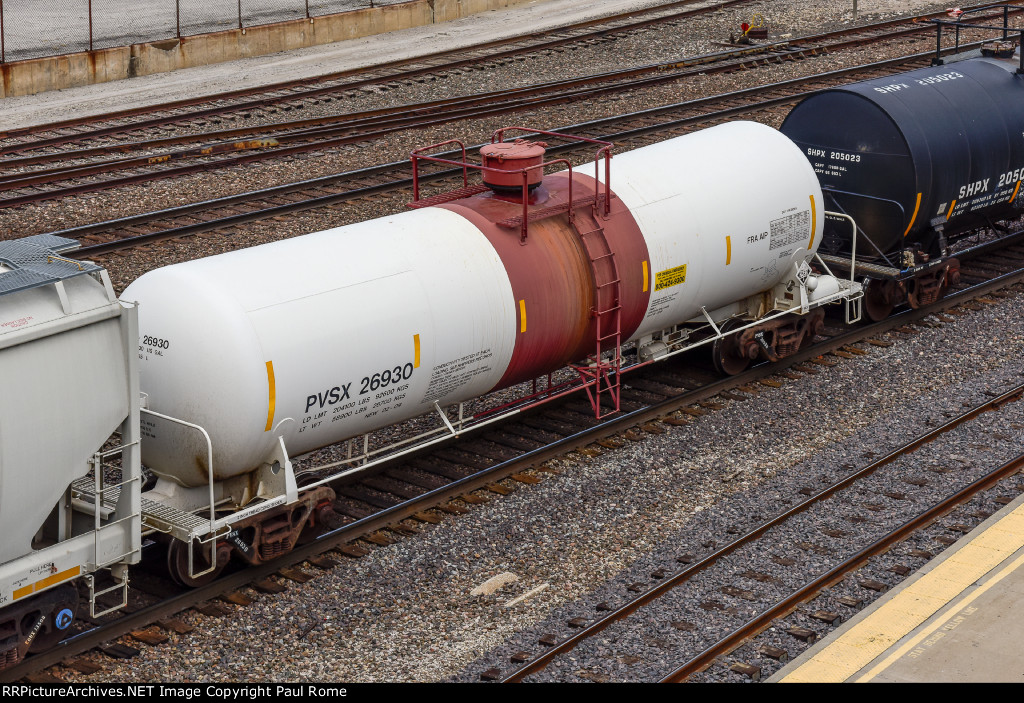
(768, 491, 1024, 683)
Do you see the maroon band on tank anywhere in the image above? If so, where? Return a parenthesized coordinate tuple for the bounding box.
(440, 171, 651, 389)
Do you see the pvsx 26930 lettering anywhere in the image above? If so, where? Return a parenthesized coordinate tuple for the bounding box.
(360, 363, 414, 395)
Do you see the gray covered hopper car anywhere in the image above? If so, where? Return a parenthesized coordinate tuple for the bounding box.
(0, 235, 141, 670)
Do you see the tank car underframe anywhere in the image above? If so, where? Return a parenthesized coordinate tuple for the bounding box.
(160, 486, 338, 587)
(710, 310, 825, 376)
(134, 409, 347, 588)
(818, 253, 961, 322)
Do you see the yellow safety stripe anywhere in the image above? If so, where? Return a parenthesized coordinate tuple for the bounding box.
(642, 261, 649, 293)
(859, 550, 1024, 682)
(725, 236, 732, 265)
(264, 361, 276, 432)
(903, 192, 922, 237)
(1011, 180, 1022, 204)
(13, 566, 81, 600)
(413, 334, 421, 369)
(519, 300, 527, 333)
(808, 194, 817, 249)
(947, 199, 957, 220)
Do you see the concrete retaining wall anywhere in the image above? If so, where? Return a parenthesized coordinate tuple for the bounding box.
(0, 0, 538, 98)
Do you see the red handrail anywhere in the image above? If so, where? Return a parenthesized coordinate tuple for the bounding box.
(409, 127, 614, 241)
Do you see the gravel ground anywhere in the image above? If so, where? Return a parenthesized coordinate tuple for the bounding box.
(479, 351, 1024, 683)
(15, 0, 1022, 683)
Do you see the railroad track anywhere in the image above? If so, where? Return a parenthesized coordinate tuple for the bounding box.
(668, 452, 1024, 683)
(496, 382, 1024, 682)
(0, 0, 759, 152)
(22, 39, 1009, 257)
(2, 3, 1021, 211)
(5, 225, 1024, 683)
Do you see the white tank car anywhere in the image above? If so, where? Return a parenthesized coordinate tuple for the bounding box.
(124, 121, 841, 488)
(596, 121, 826, 339)
(126, 208, 517, 487)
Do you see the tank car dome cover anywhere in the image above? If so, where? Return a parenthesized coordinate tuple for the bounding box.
(780, 58, 1024, 255)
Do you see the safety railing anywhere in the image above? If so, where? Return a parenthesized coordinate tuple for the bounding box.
(929, 3, 1024, 73)
(140, 407, 229, 584)
(410, 126, 613, 243)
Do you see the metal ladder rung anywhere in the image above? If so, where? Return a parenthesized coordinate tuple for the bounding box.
(569, 206, 623, 420)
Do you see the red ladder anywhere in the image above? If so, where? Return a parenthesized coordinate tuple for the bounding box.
(570, 199, 622, 419)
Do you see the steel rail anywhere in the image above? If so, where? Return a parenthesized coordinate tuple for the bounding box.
(0, 42, 810, 173)
(4, 6, 1018, 202)
(659, 447, 1024, 682)
(0, 0, 758, 150)
(55, 46, 990, 256)
(3, 2, 994, 172)
(501, 379, 1024, 682)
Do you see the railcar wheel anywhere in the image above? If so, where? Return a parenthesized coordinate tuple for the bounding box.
(863, 278, 897, 321)
(167, 539, 228, 588)
(712, 319, 753, 376)
(25, 584, 78, 654)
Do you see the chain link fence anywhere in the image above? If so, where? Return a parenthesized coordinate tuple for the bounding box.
(0, 0, 412, 62)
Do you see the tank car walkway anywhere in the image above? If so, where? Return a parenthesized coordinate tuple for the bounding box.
(767, 492, 1024, 683)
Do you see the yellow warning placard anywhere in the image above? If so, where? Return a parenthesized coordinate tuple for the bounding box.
(654, 264, 687, 291)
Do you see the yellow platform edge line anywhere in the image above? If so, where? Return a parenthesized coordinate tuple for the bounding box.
(856, 548, 1024, 682)
(780, 500, 1024, 683)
